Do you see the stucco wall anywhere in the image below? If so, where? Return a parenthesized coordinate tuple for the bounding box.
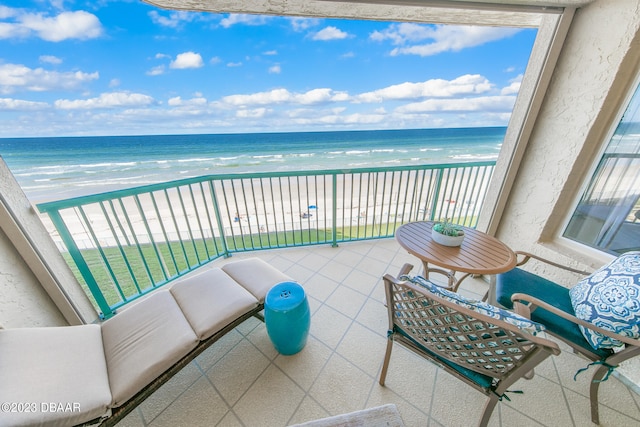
(494, 0, 640, 390)
(0, 158, 98, 327)
(496, 0, 640, 271)
(0, 227, 68, 327)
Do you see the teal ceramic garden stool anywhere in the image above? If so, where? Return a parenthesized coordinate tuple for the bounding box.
(264, 281, 310, 355)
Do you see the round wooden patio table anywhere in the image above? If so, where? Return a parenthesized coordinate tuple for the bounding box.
(395, 221, 517, 295)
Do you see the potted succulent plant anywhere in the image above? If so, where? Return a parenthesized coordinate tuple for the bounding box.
(431, 219, 465, 247)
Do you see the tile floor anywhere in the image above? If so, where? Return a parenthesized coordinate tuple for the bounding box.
(116, 238, 640, 427)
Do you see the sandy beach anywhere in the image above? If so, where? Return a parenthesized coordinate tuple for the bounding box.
(38, 166, 493, 252)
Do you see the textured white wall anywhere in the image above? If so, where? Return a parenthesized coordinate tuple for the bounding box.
(0, 158, 97, 327)
(496, 0, 640, 271)
(493, 0, 640, 390)
(0, 227, 67, 327)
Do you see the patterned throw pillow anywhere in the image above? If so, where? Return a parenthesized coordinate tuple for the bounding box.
(569, 251, 640, 349)
(402, 275, 546, 336)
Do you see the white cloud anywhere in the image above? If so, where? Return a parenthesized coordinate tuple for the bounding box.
(0, 97, 48, 111)
(210, 56, 222, 65)
(148, 11, 199, 28)
(168, 95, 207, 107)
(222, 88, 348, 107)
(264, 50, 278, 56)
(1, 10, 103, 42)
(501, 81, 520, 95)
(236, 108, 268, 118)
(167, 96, 182, 106)
(39, 55, 62, 65)
(501, 74, 523, 95)
(0, 6, 17, 20)
(288, 110, 385, 126)
(220, 14, 270, 28)
(312, 26, 349, 41)
(289, 17, 320, 32)
(371, 23, 519, 57)
(370, 23, 430, 44)
(109, 79, 120, 88)
(356, 74, 493, 102)
(0, 63, 98, 94)
(227, 62, 242, 67)
(396, 95, 516, 114)
(54, 92, 155, 110)
(170, 52, 204, 69)
(146, 65, 165, 76)
(223, 88, 290, 106)
(269, 64, 281, 74)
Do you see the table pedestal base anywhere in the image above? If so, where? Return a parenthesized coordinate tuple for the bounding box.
(420, 261, 471, 293)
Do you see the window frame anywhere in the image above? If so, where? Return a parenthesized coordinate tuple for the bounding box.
(558, 70, 640, 256)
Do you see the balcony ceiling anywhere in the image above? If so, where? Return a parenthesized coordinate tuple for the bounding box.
(143, 0, 594, 26)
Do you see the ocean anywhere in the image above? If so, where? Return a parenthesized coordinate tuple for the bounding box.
(0, 127, 505, 202)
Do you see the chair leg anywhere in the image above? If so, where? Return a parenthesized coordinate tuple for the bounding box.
(523, 369, 535, 380)
(379, 336, 394, 386)
(589, 364, 609, 425)
(478, 394, 500, 427)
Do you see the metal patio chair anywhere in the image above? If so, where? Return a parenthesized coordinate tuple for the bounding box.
(380, 264, 561, 427)
(496, 251, 640, 425)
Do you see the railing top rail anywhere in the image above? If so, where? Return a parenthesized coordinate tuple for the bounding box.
(37, 161, 496, 212)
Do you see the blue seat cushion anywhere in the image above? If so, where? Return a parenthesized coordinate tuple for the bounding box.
(394, 326, 494, 390)
(496, 268, 612, 359)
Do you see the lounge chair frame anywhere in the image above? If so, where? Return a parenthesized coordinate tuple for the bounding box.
(380, 264, 560, 427)
(79, 308, 265, 427)
(503, 251, 640, 425)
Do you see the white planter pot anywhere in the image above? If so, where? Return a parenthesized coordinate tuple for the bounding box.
(431, 229, 465, 247)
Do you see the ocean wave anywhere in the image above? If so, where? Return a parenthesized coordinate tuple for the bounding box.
(450, 154, 499, 160)
(5, 128, 507, 201)
(252, 154, 284, 159)
(79, 162, 137, 168)
(15, 161, 141, 175)
(177, 157, 218, 163)
(14, 170, 67, 177)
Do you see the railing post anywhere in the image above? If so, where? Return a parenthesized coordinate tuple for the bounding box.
(208, 179, 231, 258)
(37, 162, 496, 314)
(332, 172, 338, 247)
(47, 209, 114, 319)
(429, 167, 444, 221)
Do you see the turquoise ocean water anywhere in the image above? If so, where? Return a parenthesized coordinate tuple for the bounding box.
(0, 127, 505, 202)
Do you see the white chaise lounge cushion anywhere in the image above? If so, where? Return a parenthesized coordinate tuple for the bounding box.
(170, 268, 259, 340)
(0, 324, 112, 427)
(222, 258, 293, 303)
(101, 290, 198, 407)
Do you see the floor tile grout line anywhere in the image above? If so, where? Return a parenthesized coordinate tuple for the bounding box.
(120, 243, 640, 426)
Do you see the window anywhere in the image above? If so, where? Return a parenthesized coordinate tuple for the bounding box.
(564, 83, 640, 255)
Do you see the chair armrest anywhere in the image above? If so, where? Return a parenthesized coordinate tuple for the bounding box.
(515, 251, 592, 275)
(511, 292, 640, 348)
(383, 264, 414, 284)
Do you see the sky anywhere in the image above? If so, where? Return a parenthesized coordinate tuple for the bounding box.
(0, 0, 537, 137)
